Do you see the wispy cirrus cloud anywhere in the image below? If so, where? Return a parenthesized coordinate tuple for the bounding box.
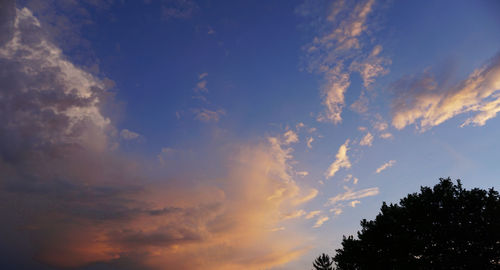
(375, 160, 396, 174)
(193, 108, 226, 122)
(312, 216, 329, 228)
(391, 52, 500, 131)
(326, 187, 379, 206)
(299, 0, 389, 123)
(325, 139, 351, 179)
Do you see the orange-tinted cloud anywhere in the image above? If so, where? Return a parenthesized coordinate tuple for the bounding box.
(0, 5, 314, 270)
(392, 52, 500, 130)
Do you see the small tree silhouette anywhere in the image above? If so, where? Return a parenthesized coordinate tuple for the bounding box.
(312, 253, 334, 270)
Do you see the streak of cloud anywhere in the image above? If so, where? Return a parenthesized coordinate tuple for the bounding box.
(325, 139, 351, 179)
(326, 187, 379, 206)
(392, 52, 500, 130)
(375, 160, 396, 174)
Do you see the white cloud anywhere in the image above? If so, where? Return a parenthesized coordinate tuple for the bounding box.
(296, 171, 309, 177)
(359, 132, 373, 146)
(306, 137, 314, 149)
(330, 208, 343, 216)
(380, 132, 393, 139)
(301, 0, 387, 124)
(392, 53, 500, 130)
(281, 209, 306, 220)
(283, 130, 299, 145)
(120, 129, 141, 140)
(313, 216, 329, 228)
(343, 174, 359, 185)
(325, 139, 351, 179)
(349, 200, 361, 207)
(305, 210, 321, 219)
(193, 108, 225, 122)
(327, 187, 379, 206)
(350, 45, 390, 88)
(293, 188, 319, 205)
(375, 160, 396, 174)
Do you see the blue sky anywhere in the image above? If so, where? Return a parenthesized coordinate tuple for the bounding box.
(1, 0, 500, 269)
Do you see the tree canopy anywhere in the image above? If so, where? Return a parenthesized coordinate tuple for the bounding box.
(312, 253, 334, 270)
(326, 178, 500, 269)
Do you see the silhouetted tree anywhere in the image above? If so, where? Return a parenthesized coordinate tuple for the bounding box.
(332, 178, 500, 270)
(312, 253, 334, 270)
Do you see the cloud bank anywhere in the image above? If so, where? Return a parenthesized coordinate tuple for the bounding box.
(0, 4, 315, 270)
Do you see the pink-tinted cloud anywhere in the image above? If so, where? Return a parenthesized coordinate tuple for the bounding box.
(0, 5, 314, 270)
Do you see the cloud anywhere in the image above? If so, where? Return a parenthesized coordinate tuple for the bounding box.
(326, 187, 379, 206)
(193, 108, 226, 122)
(350, 91, 369, 114)
(325, 139, 351, 179)
(305, 210, 321, 219)
(313, 216, 329, 228)
(349, 200, 361, 207)
(359, 132, 373, 146)
(283, 130, 299, 145)
(330, 208, 343, 216)
(281, 210, 306, 220)
(196, 80, 208, 92)
(391, 52, 500, 130)
(379, 132, 393, 139)
(343, 174, 359, 185)
(0, 6, 313, 269)
(296, 171, 309, 177)
(120, 129, 141, 140)
(306, 137, 314, 149)
(162, 0, 199, 20)
(350, 45, 391, 88)
(199, 72, 208, 79)
(375, 160, 396, 174)
(293, 188, 319, 205)
(300, 0, 387, 124)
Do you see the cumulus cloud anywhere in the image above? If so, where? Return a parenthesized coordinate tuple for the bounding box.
(391, 52, 500, 130)
(325, 139, 351, 179)
(0, 5, 313, 270)
(375, 160, 396, 174)
(359, 132, 373, 146)
(326, 187, 379, 206)
(300, 0, 388, 123)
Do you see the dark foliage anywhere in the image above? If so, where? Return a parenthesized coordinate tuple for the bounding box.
(332, 178, 500, 269)
(313, 253, 334, 270)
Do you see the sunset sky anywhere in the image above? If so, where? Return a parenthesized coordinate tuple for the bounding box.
(1, 0, 500, 269)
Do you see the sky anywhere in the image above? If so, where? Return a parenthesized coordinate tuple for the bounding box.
(1, 0, 500, 269)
